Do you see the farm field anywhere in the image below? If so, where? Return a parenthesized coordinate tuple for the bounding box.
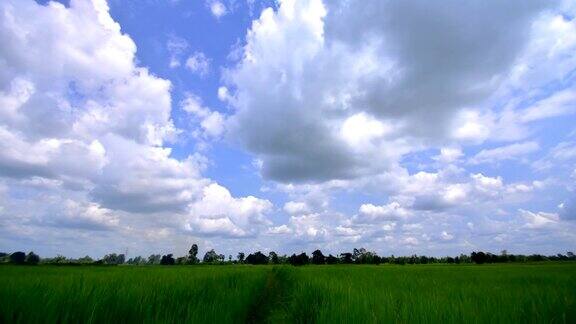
(1, 263, 575, 323)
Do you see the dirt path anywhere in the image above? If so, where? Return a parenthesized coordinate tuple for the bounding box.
(245, 267, 291, 323)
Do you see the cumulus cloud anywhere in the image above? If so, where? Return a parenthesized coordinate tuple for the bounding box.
(354, 202, 410, 224)
(181, 93, 226, 139)
(0, 0, 273, 249)
(283, 201, 311, 215)
(184, 184, 273, 237)
(224, 0, 557, 183)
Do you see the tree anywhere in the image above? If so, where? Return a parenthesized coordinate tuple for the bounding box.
(9, 252, 26, 264)
(127, 256, 145, 265)
(288, 253, 309, 266)
(237, 252, 245, 264)
(471, 251, 488, 264)
(203, 249, 220, 263)
(102, 253, 125, 265)
(326, 254, 338, 264)
(160, 254, 175, 265)
(78, 256, 94, 264)
(246, 251, 268, 265)
(340, 253, 353, 264)
(148, 254, 161, 265)
(311, 249, 325, 265)
(269, 251, 279, 264)
(49, 255, 67, 264)
(188, 244, 199, 264)
(26, 252, 40, 265)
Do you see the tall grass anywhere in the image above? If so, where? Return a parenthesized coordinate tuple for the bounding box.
(0, 265, 268, 323)
(269, 263, 576, 323)
(1, 263, 574, 323)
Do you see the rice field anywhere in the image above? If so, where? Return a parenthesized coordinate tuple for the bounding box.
(1, 263, 574, 323)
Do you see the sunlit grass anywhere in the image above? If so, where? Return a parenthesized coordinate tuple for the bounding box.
(271, 263, 576, 323)
(0, 265, 268, 323)
(1, 263, 574, 323)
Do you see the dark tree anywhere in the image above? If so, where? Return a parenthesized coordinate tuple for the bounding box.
(288, 253, 309, 266)
(126, 256, 144, 265)
(188, 244, 199, 264)
(78, 256, 94, 264)
(160, 254, 175, 265)
(269, 251, 280, 264)
(326, 254, 338, 264)
(102, 253, 125, 265)
(148, 254, 161, 265)
(9, 252, 26, 264)
(311, 249, 325, 265)
(203, 249, 220, 263)
(26, 252, 40, 265)
(340, 253, 353, 264)
(471, 251, 488, 264)
(237, 252, 245, 264)
(246, 251, 269, 265)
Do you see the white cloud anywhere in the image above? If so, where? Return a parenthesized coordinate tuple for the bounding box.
(267, 224, 292, 234)
(533, 141, 576, 171)
(181, 93, 226, 139)
(354, 202, 409, 223)
(185, 51, 211, 77)
(287, 213, 329, 242)
(433, 147, 463, 164)
(166, 35, 188, 68)
(521, 88, 576, 123)
(440, 231, 454, 241)
(185, 183, 273, 237)
(207, 0, 227, 19)
(520, 209, 559, 229)
(0, 0, 273, 251)
(283, 201, 310, 215)
(469, 141, 540, 165)
(217, 86, 231, 102)
(224, 0, 554, 182)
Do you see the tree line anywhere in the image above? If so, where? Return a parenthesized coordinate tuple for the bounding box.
(1, 246, 575, 266)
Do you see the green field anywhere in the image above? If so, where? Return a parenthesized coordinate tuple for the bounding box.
(1, 263, 574, 323)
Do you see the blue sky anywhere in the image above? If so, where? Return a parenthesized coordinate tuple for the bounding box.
(0, 0, 575, 259)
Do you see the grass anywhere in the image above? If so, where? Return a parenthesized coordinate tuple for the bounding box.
(270, 263, 576, 323)
(0, 263, 574, 323)
(0, 265, 269, 323)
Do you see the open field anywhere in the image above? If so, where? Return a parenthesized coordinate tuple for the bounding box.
(1, 263, 575, 323)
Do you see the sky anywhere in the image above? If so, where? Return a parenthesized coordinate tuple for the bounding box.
(1, 0, 575, 259)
